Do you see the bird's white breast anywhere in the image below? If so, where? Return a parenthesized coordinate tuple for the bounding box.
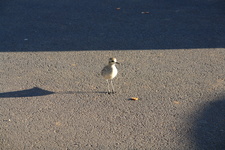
(110, 65, 118, 79)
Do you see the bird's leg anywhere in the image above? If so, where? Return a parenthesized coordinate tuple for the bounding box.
(110, 80, 116, 94)
(106, 80, 111, 94)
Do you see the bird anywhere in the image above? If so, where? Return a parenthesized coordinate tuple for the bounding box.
(101, 58, 119, 94)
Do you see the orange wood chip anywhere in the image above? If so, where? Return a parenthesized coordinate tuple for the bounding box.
(130, 97, 139, 100)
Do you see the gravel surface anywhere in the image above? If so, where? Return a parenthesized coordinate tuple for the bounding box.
(1, 49, 225, 149)
(1, 0, 225, 149)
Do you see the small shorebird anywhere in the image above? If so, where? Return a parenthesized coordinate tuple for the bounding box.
(101, 58, 119, 94)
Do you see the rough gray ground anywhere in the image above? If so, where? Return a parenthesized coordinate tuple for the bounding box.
(1, 49, 225, 149)
(1, 0, 225, 149)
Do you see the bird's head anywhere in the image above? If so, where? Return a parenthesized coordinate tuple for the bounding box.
(109, 58, 119, 65)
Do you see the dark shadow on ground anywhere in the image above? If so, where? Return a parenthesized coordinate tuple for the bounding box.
(193, 95, 225, 150)
(0, 0, 225, 52)
(57, 91, 107, 94)
(0, 87, 107, 98)
(0, 87, 54, 98)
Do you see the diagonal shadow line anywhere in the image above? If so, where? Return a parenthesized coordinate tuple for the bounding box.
(0, 87, 107, 98)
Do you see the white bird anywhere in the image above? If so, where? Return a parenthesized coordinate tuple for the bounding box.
(101, 58, 119, 94)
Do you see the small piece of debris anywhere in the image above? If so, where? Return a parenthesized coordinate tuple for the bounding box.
(116, 8, 121, 10)
(173, 101, 180, 104)
(141, 12, 150, 14)
(3, 119, 11, 122)
(55, 121, 61, 126)
(130, 97, 139, 101)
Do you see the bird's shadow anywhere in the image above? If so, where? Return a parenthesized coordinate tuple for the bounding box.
(57, 91, 107, 94)
(0, 87, 107, 98)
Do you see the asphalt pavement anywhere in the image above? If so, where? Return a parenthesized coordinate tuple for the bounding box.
(1, 0, 225, 150)
(0, 0, 225, 51)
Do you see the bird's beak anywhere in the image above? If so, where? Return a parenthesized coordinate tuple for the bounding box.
(116, 62, 120, 64)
